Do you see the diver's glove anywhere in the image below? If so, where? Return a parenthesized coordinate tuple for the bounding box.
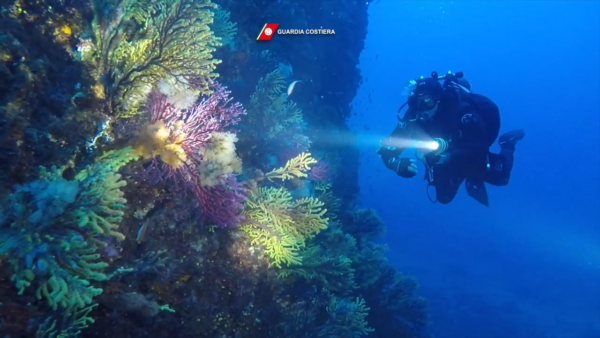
(377, 141, 398, 167)
(389, 157, 417, 178)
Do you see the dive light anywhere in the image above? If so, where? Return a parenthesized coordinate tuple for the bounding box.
(422, 138, 448, 155)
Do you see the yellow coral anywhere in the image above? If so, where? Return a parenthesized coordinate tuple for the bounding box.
(266, 152, 317, 181)
(198, 132, 242, 186)
(242, 225, 302, 267)
(289, 197, 328, 239)
(131, 121, 187, 169)
(158, 77, 200, 111)
(162, 143, 188, 168)
(53, 23, 73, 44)
(88, 0, 222, 117)
(60, 24, 72, 35)
(241, 186, 328, 268)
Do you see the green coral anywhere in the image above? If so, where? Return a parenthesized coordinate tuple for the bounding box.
(0, 147, 138, 312)
(365, 266, 430, 336)
(351, 241, 388, 288)
(211, 8, 237, 47)
(36, 304, 98, 338)
(343, 209, 386, 244)
(318, 296, 374, 337)
(314, 181, 342, 220)
(278, 243, 356, 295)
(245, 68, 306, 141)
(277, 207, 388, 302)
(84, 0, 222, 117)
(341, 209, 388, 287)
(241, 186, 329, 268)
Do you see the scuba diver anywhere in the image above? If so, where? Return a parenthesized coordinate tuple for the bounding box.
(377, 71, 525, 206)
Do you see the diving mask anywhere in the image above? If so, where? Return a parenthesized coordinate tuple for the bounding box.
(409, 93, 437, 111)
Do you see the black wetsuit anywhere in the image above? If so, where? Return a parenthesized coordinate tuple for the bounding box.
(378, 91, 516, 206)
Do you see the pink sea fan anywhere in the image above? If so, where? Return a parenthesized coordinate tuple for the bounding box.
(192, 176, 247, 227)
(309, 161, 330, 181)
(145, 83, 247, 227)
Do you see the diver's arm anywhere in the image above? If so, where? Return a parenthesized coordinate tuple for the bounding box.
(377, 121, 418, 177)
(378, 123, 408, 165)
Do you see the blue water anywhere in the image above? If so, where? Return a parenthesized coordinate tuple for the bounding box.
(350, 1, 600, 337)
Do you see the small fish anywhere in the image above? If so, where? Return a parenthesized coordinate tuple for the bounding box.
(136, 220, 150, 244)
(287, 80, 302, 96)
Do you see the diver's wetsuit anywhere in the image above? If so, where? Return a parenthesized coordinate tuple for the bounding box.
(378, 92, 516, 206)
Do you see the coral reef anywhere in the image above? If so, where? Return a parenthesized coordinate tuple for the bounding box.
(197, 132, 243, 187)
(237, 68, 311, 170)
(134, 83, 246, 227)
(211, 8, 238, 47)
(0, 147, 137, 335)
(84, 0, 222, 117)
(0, 0, 100, 190)
(242, 185, 328, 268)
(0, 0, 429, 337)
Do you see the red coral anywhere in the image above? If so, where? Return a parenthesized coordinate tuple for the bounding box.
(145, 83, 247, 227)
(309, 161, 330, 181)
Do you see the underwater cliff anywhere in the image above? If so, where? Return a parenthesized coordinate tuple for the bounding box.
(0, 0, 429, 337)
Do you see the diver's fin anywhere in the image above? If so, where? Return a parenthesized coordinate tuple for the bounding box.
(465, 179, 489, 206)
